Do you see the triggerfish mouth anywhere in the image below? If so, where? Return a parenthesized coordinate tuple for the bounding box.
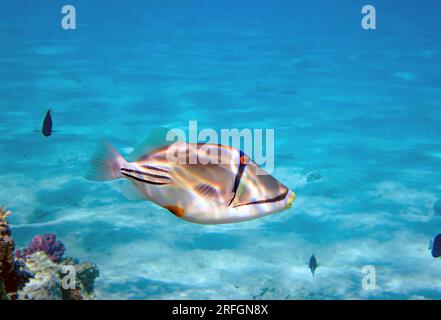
(85, 129, 295, 224)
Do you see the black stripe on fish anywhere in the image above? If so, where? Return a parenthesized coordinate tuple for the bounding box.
(227, 150, 247, 207)
(120, 172, 169, 185)
(141, 164, 170, 173)
(233, 189, 289, 208)
(120, 168, 171, 180)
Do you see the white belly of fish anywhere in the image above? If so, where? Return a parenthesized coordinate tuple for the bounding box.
(175, 190, 295, 225)
(181, 204, 286, 224)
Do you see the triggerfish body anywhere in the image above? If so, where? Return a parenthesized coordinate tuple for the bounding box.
(85, 130, 295, 224)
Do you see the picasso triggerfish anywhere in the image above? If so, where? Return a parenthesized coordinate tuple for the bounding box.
(86, 129, 295, 224)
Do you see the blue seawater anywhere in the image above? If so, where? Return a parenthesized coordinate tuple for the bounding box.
(1, 0, 441, 299)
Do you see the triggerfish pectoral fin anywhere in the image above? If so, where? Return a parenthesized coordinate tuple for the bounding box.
(193, 183, 234, 206)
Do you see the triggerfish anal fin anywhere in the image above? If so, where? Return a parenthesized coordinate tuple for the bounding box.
(128, 127, 181, 161)
(164, 205, 185, 217)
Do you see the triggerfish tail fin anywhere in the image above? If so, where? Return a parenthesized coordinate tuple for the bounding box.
(85, 140, 127, 181)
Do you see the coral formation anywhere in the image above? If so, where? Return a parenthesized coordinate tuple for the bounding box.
(0, 208, 14, 279)
(17, 252, 100, 300)
(15, 250, 100, 300)
(76, 262, 100, 295)
(61, 258, 100, 300)
(15, 233, 65, 262)
(0, 207, 29, 300)
(17, 251, 62, 300)
(0, 280, 6, 300)
(1, 207, 99, 300)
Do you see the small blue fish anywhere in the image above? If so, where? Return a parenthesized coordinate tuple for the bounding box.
(42, 109, 53, 137)
(309, 254, 318, 276)
(431, 233, 441, 258)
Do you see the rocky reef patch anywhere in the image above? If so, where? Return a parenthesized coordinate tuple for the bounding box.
(1, 207, 99, 300)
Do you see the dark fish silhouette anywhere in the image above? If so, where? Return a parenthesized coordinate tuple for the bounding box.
(432, 233, 441, 258)
(42, 109, 53, 137)
(309, 254, 318, 276)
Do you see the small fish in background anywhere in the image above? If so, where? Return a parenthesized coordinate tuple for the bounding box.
(42, 109, 53, 137)
(431, 233, 441, 258)
(309, 254, 318, 276)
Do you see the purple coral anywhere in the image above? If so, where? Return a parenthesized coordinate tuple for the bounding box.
(15, 233, 65, 262)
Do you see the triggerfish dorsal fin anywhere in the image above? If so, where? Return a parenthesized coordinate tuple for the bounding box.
(129, 127, 182, 161)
